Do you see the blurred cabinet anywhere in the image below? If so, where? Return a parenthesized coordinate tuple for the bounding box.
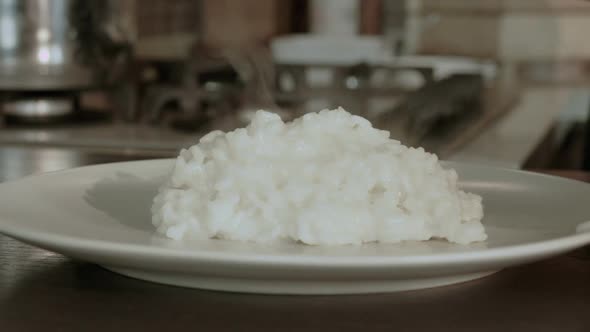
(201, 0, 292, 48)
(129, 0, 295, 59)
(411, 0, 590, 61)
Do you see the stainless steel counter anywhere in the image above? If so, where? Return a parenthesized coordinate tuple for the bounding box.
(0, 145, 173, 182)
(448, 86, 583, 168)
(0, 81, 572, 183)
(0, 123, 195, 153)
(0, 85, 583, 176)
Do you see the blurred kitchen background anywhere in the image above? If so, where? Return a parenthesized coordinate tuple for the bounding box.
(1, 0, 590, 180)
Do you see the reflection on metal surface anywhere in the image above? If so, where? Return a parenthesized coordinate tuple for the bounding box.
(0, 148, 82, 181)
(0, 146, 167, 182)
(4, 98, 73, 118)
(0, 0, 131, 90)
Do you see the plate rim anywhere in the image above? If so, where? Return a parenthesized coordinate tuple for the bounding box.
(0, 158, 589, 268)
(2, 222, 590, 268)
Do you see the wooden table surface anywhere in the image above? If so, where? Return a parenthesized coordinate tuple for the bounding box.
(1, 168, 590, 331)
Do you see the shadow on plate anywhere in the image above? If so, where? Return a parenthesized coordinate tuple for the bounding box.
(83, 172, 166, 231)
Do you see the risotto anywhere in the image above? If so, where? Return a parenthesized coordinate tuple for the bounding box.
(151, 108, 486, 245)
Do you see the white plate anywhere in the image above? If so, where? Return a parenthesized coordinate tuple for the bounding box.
(0, 159, 589, 295)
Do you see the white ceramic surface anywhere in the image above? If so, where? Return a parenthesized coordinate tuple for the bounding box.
(0, 159, 589, 294)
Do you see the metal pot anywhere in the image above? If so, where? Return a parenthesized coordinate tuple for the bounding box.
(0, 0, 131, 91)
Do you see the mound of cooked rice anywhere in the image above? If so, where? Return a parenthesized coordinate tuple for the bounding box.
(152, 108, 486, 245)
